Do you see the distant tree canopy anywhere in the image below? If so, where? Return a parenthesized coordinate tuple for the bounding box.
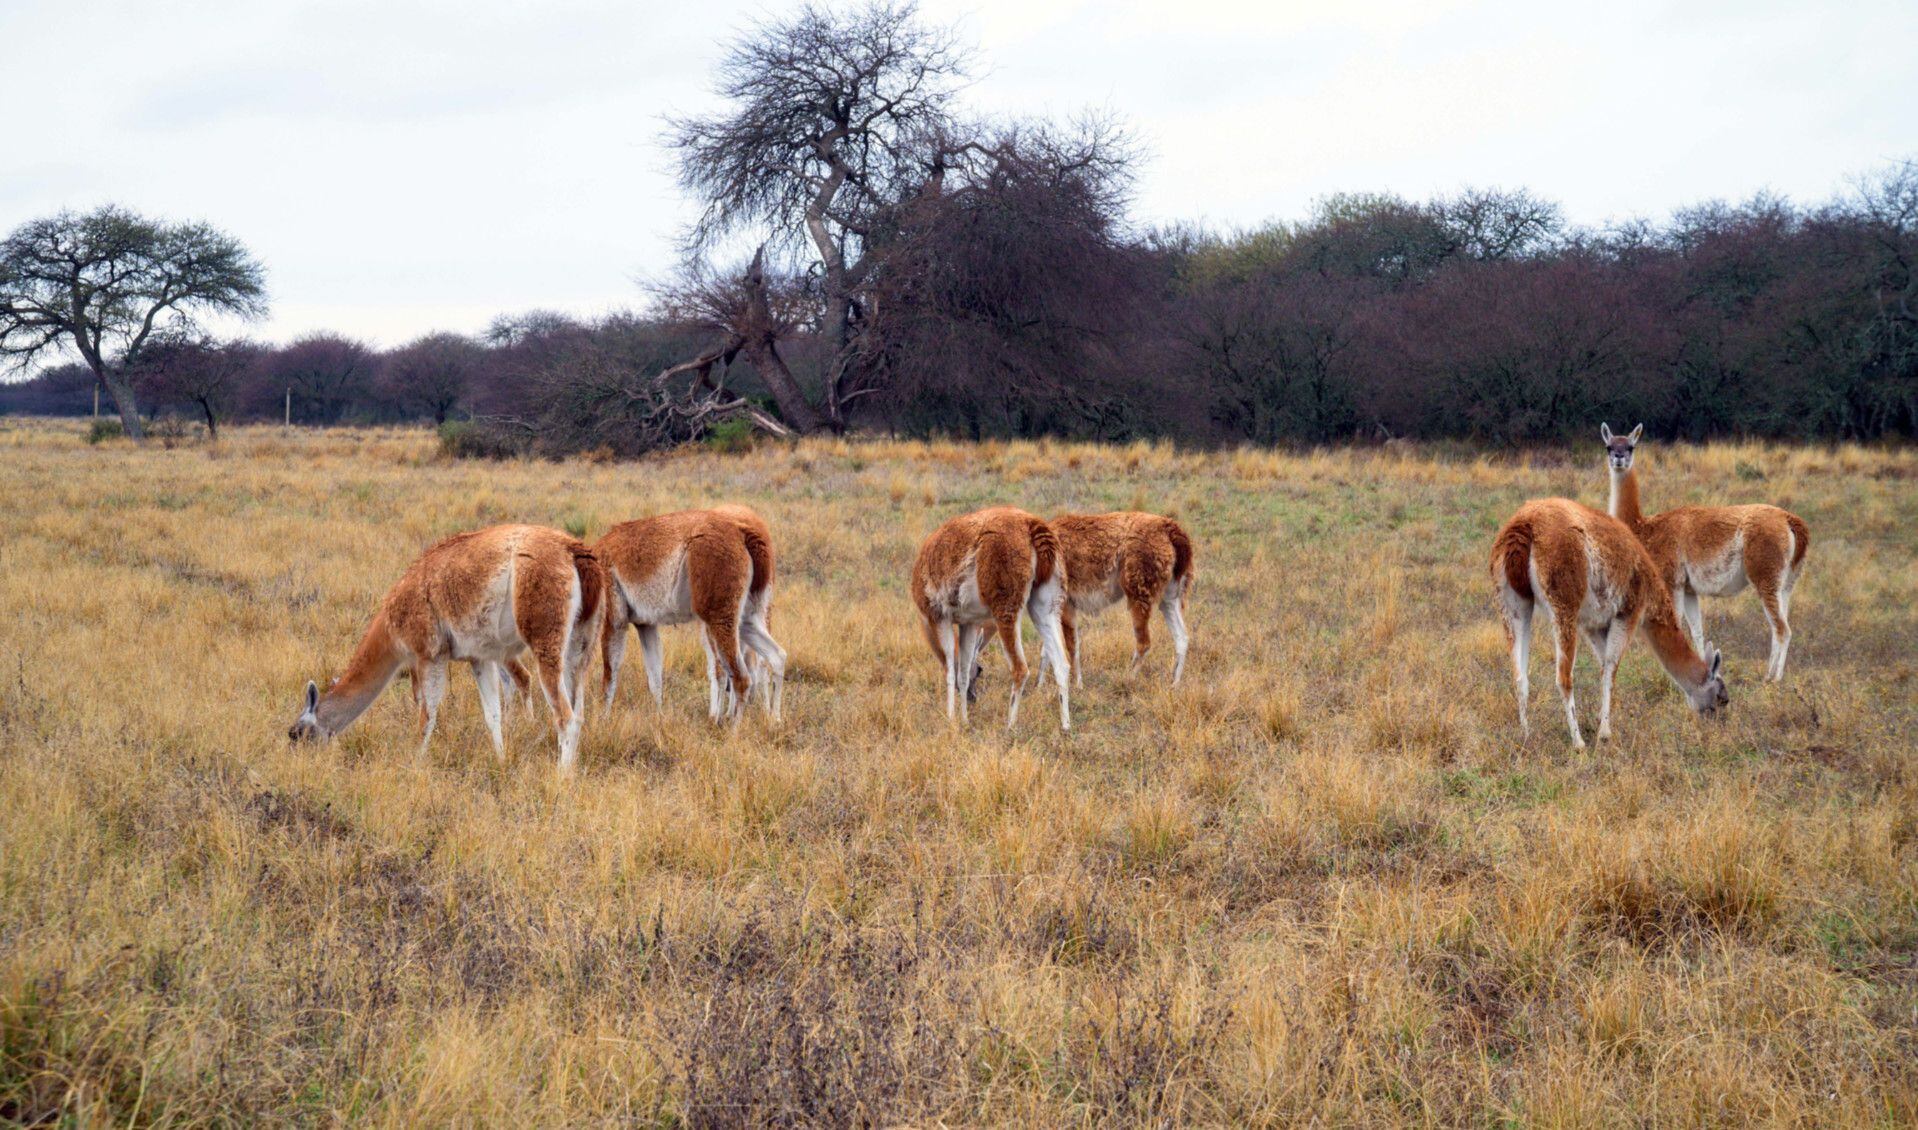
(856, 119, 1162, 438)
(651, 0, 1146, 440)
(665, 0, 970, 432)
(1168, 169, 1918, 443)
(381, 333, 483, 425)
(128, 333, 259, 438)
(0, 206, 265, 438)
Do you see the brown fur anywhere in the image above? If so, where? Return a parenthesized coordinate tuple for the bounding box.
(712, 503, 775, 596)
(1166, 522, 1194, 594)
(1785, 511, 1810, 568)
(1047, 511, 1195, 684)
(571, 545, 603, 625)
(1028, 516, 1058, 587)
(1491, 517, 1535, 602)
(911, 506, 1071, 729)
(594, 505, 783, 721)
(1636, 505, 1801, 580)
(503, 657, 531, 694)
(1492, 499, 1725, 746)
(290, 524, 604, 772)
(1606, 435, 1809, 681)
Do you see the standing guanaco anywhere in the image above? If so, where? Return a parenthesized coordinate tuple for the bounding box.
(1602, 423, 1809, 681)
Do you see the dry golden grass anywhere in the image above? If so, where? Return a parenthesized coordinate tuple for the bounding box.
(2, 417, 1915, 1126)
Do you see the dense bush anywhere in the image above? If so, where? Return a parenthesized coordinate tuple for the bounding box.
(703, 417, 758, 454)
(1169, 170, 1918, 443)
(437, 419, 525, 460)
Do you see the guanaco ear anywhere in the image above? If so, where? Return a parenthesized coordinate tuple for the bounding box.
(1628, 423, 1643, 444)
(1708, 648, 1722, 679)
(304, 680, 319, 713)
(1600, 422, 1614, 443)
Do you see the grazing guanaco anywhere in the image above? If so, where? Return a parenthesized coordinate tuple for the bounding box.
(288, 524, 606, 774)
(1492, 498, 1728, 747)
(595, 505, 785, 724)
(1602, 423, 1810, 681)
(912, 506, 1072, 730)
(1037, 511, 1195, 687)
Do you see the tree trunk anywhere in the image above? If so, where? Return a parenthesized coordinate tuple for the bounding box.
(199, 398, 219, 440)
(739, 250, 826, 433)
(818, 266, 855, 430)
(742, 340, 823, 433)
(803, 168, 855, 432)
(70, 325, 145, 438)
(99, 366, 146, 439)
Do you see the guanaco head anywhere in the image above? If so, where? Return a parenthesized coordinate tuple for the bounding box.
(1600, 422, 1642, 473)
(288, 680, 328, 742)
(1685, 646, 1730, 718)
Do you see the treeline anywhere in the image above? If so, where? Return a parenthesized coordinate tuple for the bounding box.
(854, 174, 1918, 444)
(0, 318, 708, 439)
(5, 171, 1913, 446)
(1159, 177, 1918, 443)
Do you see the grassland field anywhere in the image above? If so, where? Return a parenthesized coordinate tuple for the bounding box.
(1, 417, 1915, 1126)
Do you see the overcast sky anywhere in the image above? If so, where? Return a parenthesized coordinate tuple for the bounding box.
(5, 0, 1914, 347)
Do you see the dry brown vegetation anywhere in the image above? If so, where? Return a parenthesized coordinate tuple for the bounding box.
(2, 418, 1914, 1126)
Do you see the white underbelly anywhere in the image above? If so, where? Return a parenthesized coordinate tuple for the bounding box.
(1576, 590, 1623, 629)
(443, 566, 529, 661)
(1070, 574, 1124, 617)
(926, 557, 993, 624)
(616, 552, 696, 625)
(1685, 538, 1748, 596)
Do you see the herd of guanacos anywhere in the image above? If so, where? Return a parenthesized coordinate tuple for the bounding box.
(287, 425, 1808, 772)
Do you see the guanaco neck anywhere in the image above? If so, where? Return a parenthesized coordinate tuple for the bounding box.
(317, 612, 406, 735)
(1639, 587, 1710, 692)
(1608, 464, 1645, 530)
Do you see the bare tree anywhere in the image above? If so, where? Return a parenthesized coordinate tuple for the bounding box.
(653, 247, 822, 431)
(475, 306, 792, 459)
(267, 334, 377, 425)
(668, 0, 970, 429)
(381, 332, 482, 424)
(130, 334, 258, 438)
(1853, 158, 1918, 349)
(1184, 272, 1365, 444)
(1434, 187, 1565, 261)
(0, 206, 266, 439)
(858, 116, 1157, 437)
(484, 309, 580, 348)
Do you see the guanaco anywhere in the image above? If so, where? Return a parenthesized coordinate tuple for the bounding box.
(288, 524, 606, 774)
(1492, 498, 1728, 746)
(1038, 511, 1194, 686)
(1602, 423, 1810, 681)
(911, 506, 1071, 730)
(595, 505, 785, 724)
